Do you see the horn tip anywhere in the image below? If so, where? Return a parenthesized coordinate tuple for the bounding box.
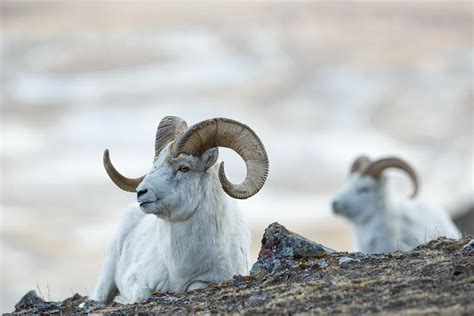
(103, 149, 111, 162)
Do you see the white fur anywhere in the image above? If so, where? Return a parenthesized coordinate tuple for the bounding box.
(90, 144, 251, 304)
(332, 173, 461, 254)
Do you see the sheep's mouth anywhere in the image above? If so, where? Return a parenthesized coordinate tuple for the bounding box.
(139, 201, 154, 206)
(139, 200, 169, 217)
(139, 202, 157, 214)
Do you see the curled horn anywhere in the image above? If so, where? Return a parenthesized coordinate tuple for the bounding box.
(155, 116, 188, 158)
(363, 157, 419, 198)
(103, 149, 145, 192)
(172, 118, 269, 199)
(350, 155, 371, 174)
(103, 116, 188, 192)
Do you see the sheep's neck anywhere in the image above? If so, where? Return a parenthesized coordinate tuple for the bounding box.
(166, 176, 227, 271)
(359, 189, 391, 225)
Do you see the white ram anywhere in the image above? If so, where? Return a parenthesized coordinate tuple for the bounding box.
(332, 156, 460, 254)
(90, 116, 269, 304)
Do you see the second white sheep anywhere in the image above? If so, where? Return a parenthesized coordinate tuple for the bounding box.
(332, 156, 461, 254)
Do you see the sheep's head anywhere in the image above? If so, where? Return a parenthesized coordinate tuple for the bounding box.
(103, 116, 269, 221)
(332, 156, 418, 223)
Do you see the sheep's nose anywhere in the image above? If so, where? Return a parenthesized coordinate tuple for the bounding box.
(137, 188, 148, 199)
(332, 200, 340, 212)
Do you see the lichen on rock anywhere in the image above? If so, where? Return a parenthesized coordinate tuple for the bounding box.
(250, 222, 335, 277)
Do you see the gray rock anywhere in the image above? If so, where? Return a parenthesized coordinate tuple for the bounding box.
(81, 299, 106, 311)
(462, 239, 474, 254)
(319, 259, 329, 268)
(250, 222, 335, 276)
(60, 293, 84, 307)
(14, 290, 53, 312)
(248, 291, 268, 305)
(249, 263, 263, 277)
(339, 256, 360, 267)
(324, 277, 337, 286)
(12, 290, 84, 313)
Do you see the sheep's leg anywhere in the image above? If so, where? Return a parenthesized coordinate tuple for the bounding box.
(89, 241, 119, 304)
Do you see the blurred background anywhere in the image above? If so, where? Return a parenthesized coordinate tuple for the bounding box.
(1, 1, 472, 312)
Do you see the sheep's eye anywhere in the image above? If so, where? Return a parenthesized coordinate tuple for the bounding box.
(178, 166, 190, 173)
(357, 187, 370, 193)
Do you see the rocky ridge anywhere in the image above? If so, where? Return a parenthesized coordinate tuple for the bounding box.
(9, 223, 474, 314)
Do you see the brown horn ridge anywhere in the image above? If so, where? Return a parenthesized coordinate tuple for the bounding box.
(172, 118, 269, 199)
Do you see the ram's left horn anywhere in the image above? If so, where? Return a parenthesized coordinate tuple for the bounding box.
(363, 157, 419, 198)
(173, 118, 269, 199)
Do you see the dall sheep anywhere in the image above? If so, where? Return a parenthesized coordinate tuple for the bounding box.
(332, 156, 461, 254)
(90, 116, 269, 304)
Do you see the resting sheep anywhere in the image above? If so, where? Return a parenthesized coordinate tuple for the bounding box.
(90, 116, 269, 304)
(332, 156, 461, 254)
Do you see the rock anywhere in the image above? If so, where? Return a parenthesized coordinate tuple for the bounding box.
(249, 263, 263, 276)
(60, 293, 85, 308)
(81, 299, 106, 312)
(339, 256, 361, 267)
(462, 239, 474, 254)
(14, 290, 46, 311)
(324, 277, 337, 286)
(232, 275, 253, 289)
(250, 222, 334, 276)
(319, 259, 329, 268)
(248, 291, 268, 306)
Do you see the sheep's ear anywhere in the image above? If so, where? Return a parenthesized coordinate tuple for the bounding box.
(201, 148, 219, 170)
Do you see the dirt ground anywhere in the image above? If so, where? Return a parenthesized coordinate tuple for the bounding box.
(10, 224, 474, 315)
